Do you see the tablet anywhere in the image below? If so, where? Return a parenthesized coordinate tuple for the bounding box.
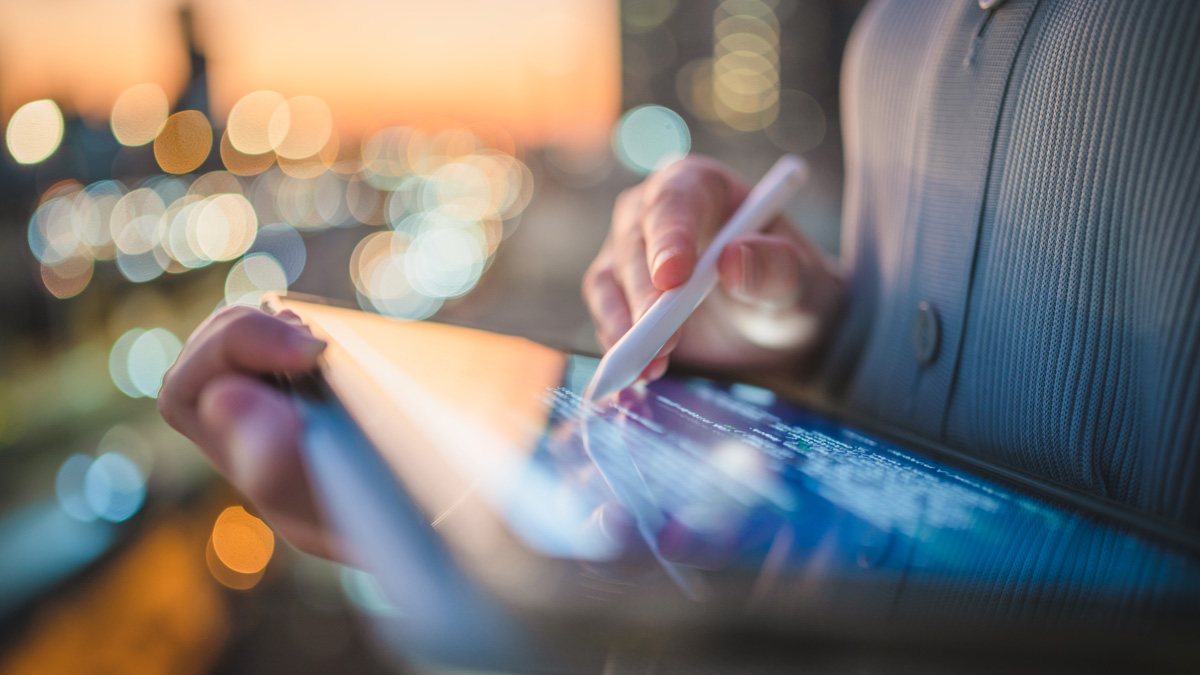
(265, 294, 1200, 672)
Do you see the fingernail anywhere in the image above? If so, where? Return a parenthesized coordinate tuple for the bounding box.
(740, 244, 761, 294)
(652, 248, 679, 279)
(289, 329, 326, 359)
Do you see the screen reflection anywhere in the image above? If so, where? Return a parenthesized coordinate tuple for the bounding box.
(534, 357, 1200, 630)
(283, 296, 1200, 639)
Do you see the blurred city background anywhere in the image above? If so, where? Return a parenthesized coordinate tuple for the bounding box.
(0, 0, 863, 672)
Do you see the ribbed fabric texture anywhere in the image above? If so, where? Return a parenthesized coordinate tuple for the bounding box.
(830, 0, 1200, 525)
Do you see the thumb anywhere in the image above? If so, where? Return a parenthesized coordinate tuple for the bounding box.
(717, 234, 805, 306)
(198, 375, 307, 510)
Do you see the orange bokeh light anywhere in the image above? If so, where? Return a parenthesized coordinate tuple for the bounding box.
(210, 506, 274, 575)
(154, 111, 212, 174)
(218, 129, 275, 176)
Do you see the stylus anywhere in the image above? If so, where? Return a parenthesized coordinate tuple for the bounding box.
(584, 154, 810, 401)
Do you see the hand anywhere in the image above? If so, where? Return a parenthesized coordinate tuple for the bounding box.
(158, 306, 335, 559)
(582, 156, 845, 381)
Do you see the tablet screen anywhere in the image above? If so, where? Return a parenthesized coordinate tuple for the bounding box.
(276, 296, 1200, 631)
(540, 357, 1200, 616)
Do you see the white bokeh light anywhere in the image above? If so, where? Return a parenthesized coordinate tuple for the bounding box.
(613, 105, 691, 174)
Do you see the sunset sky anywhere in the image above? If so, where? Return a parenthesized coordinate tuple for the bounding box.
(0, 0, 620, 148)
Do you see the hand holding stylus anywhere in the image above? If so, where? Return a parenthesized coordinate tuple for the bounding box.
(158, 306, 338, 560)
(582, 156, 846, 394)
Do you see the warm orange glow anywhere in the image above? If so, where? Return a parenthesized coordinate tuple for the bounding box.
(0, 519, 229, 675)
(226, 90, 286, 155)
(1, 1, 619, 150)
(276, 127, 339, 179)
(210, 506, 274, 575)
(271, 95, 333, 159)
(0, 0, 188, 121)
(188, 170, 244, 198)
(41, 256, 94, 299)
(154, 111, 212, 174)
(202, 0, 620, 149)
(269, 295, 567, 552)
(110, 83, 169, 146)
(205, 535, 263, 591)
(219, 129, 276, 176)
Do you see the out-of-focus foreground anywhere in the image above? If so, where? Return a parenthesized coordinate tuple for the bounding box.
(0, 1, 861, 672)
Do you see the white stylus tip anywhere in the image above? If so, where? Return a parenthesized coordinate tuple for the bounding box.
(583, 364, 627, 403)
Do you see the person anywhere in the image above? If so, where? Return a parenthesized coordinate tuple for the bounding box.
(159, 0, 1200, 559)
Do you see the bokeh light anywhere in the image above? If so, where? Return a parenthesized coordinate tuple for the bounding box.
(711, 0, 781, 131)
(110, 188, 167, 255)
(129, 328, 182, 397)
(270, 95, 333, 160)
(676, 57, 718, 121)
(40, 255, 94, 299)
(211, 506, 274, 575)
(83, 452, 147, 522)
(350, 231, 441, 320)
(6, 99, 64, 164)
(406, 225, 486, 299)
(613, 105, 691, 174)
(97, 424, 155, 476)
(108, 328, 145, 398)
(24, 85, 538, 351)
(767, 89, 827, 153)
(345, 175, 386, 225)
(227, 90, 287, 155)
(115, 247, 170, 283)
(220, 129, 276, 176)
(195, 193, 258, 261)
(28, 195, 86, 265)
(314, 171, 350, 226)
(623, 0, 678, 32)
(154, 110, 213, 174)
(189, 170, 244, 199)
(55, 454, 98, 523)
(247, 222, 307, 284)
(109, 327, 182, 398)
(76, 180, 127, 255)
(206, 506, 275, 591)
(110, 83, 169, 146)
(224, 253, 288, 307)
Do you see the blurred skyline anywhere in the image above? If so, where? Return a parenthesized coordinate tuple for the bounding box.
(0, 0, 621, 148)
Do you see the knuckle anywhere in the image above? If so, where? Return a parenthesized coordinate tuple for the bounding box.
(582, 262, 611, 295)
(647, 185, 691, 213)
(224, 308, 280, 341)
(613, 186, 644, 221)
(615, 187, 640, 211)
(159, 363, 179, 398)
(652, 221, 693, 246)
(213, 304, 258, 327)
(156, 394, 177, 428)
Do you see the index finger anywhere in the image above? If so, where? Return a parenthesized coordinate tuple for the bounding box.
(158, 308, 325, 440)
(640, 159, 745, 290)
